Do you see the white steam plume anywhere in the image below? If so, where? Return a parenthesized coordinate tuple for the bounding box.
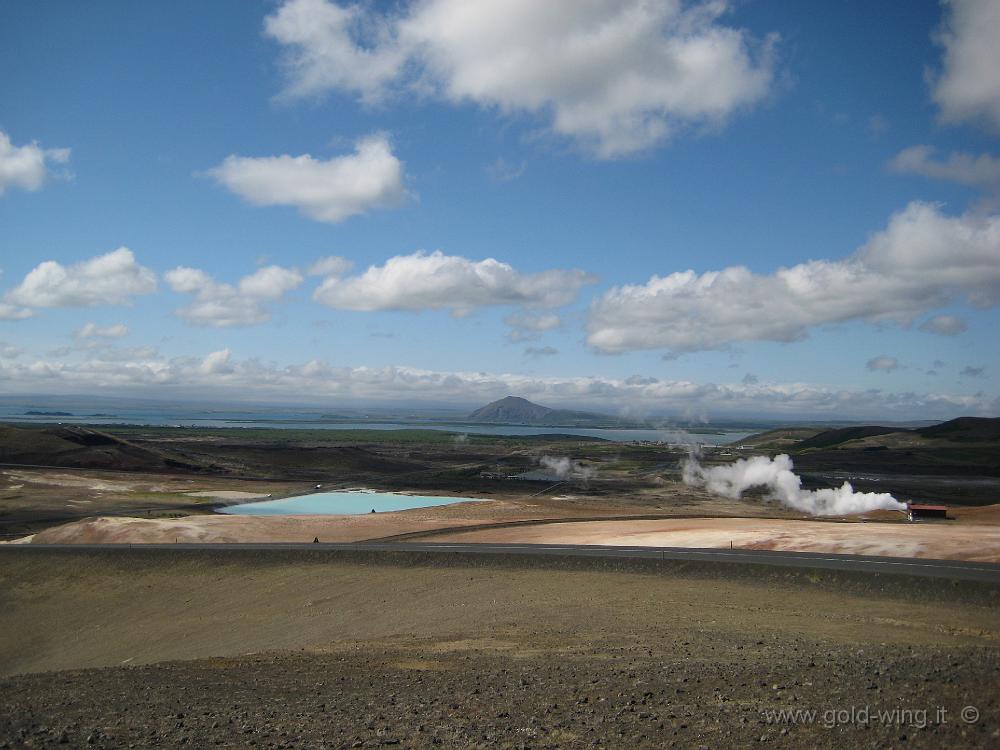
(540, 455, 596, 481)
(682, 453, 905, 516)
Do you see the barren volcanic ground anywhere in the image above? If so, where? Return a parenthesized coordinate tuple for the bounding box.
(5, 422, 1000, 563)
(0, 424, 738, 540)
(1, 548, 999, 749)
(432, 516, 1000, 561)
(16, 510, 1000, 563)
(3, 422, 1000, 747)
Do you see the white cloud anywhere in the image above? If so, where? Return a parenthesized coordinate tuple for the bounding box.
(505, 311, 562, 342)
(266, 0, 778, 158)
(0, 348, 993, 420)
(307, 255, 354, 276)
(75, 322, 129, 340)
(0, 342, 21, 359)
(208, 134, 407, 223)
(5, 248, 157, 309)
(199, 348, 235, 375)
(889, 145, 1000, 189)
(866, 356, 899, 372)
(919, 314, 968, 336)
(587, 202, 1000, 353)
(930, 0, 1000, 131)
(314, 250, 595, 313)
(77, 345, 158, 363)
(0, 303, 33, 321)
(0, 130, 70, 196)
(165, 265, 304, 327)
(265, 0, 406, 104)
(505, 312, 562, 331)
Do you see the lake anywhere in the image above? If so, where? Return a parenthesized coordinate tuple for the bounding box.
(0, 401, 752, 444)
(219, 490, 482, 516)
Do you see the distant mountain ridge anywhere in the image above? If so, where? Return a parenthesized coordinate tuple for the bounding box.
(794, 425, 899, 450)
(467, 396, 618, 426)
(742, 416, 1000, 452)
(914, 416, 1000, 442)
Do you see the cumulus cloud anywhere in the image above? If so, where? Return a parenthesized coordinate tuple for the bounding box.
(80, 345, 158, 363)
(207, 134, 407, 223)
(266, 0, 778, 157)
(930, 0, 1000, 131)
(889, 145, 1000, 190)
(919, 314, 968, 336)
(165, 265, 304, 327)
(961, 365, 985, 377)
(866, 356, 899, 372)
(314, 251, 595, 313)
(306, 255, 353, 277)
(741, 373, 759, 385)
(0, 303, 33, 321)
(75, 322, 128, 340)
(199, 348, 235, 375)
(587, 201, 1000, 353)
(0, 130, 70, 196)
(506, 312, 562, 331)
(5, 248, 156, 309)
(264, 0, 406, 104)
(0, 349, 993, 420)
(505, 311, 562, 342)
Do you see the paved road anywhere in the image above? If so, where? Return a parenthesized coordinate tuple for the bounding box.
(5, 541, 1000, 583)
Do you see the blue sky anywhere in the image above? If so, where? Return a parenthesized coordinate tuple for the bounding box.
(1, 0, 998, 419)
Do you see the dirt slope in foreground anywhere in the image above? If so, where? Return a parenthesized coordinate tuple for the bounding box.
(1, 549, 998, 748)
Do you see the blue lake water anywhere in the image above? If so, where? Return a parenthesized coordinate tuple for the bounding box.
(219, 491, 481, 516)
(0, 398, 754, 444)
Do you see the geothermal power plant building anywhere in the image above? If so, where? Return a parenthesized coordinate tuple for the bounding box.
(906, 503, 948, 521)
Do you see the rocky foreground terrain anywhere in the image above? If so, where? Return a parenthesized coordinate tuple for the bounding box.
(1, 548, 998, 749)
(1, 637, 997, 748)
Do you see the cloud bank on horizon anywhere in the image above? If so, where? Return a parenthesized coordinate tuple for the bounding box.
(0, 344, 994, 420)
(1, 0, 999, 419)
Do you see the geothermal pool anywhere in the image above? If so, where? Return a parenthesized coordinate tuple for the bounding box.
(219, 490, 481, 516)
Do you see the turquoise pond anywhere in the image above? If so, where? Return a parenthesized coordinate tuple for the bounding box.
(219, 491, 480, 516)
